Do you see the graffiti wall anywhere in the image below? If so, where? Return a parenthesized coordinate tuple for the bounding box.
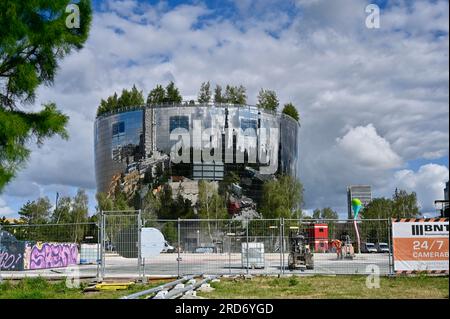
(0, 230, 79, 271)
(24, 243, 79, 270)
(0, 230, 25, 271)
(0, 233, 26, 271)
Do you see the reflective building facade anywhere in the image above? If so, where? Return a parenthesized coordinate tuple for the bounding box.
(94, 104, 299, 203)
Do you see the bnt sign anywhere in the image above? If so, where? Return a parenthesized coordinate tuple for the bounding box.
(392, 218, 449, 273)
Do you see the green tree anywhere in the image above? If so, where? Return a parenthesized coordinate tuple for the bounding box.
(157, 184, 175, 219)
(224, 85, 247, 104)
(18, 197, 52, 224)
(117, 85, 144, 107)
(198, 180, 228, 241)
(360, 198, 393, 220)
(0, 0, 92, 191)
(71, 188, 89, 242)
(147, 84, 166, 105)
(97, 92, 118, 116)
(141, 190, 160, 223)
(282, 103, 299, 121)
(165, 81, 182, 103)
(0, 216, 10, 225)
(260, 175, 304, 219)
(392, 188, 420, 218)
(360, 197, 393, 243)
(96, 192, 113, 213)
(198, 81, 211, 103)
(213, 85, 224, 103)
(97, 86, 144, 116)
(312, 207, 339, 220)
(51, 195, 72, 224)
(256, 89, 279, 111)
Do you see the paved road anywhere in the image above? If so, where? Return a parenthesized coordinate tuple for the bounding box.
(0, 253, 391, 279)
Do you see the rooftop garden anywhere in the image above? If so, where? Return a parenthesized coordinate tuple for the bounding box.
(96, 81, 300, 122)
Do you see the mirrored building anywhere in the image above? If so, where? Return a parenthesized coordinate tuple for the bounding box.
(94, 103, 299, 206)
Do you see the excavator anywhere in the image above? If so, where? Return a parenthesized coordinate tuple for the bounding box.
(287, 230, 314, 270)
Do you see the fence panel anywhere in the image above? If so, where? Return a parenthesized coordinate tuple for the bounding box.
(101, 211, 140, 279)
(2, 217, 392, 279)
(0, 222, 99, 278)
(282, 219, 391, 275)
(178, 219, 248, 276)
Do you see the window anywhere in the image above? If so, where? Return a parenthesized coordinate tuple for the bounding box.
(112, 121, 125, 136)
(319, 228, 324, 232)
(170, 116, 189, 132)
(240, 118, 257, 131)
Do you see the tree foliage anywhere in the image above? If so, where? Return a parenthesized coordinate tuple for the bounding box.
(361, 189, 420, 219)
(282, 103, 299, 121)
(0, 0, 92, 191)
(145, 81, 183, 106)
(165, 81, 182, 103)
(97, 85, 144, 116)
(146, 84, 166, 105)
(213, 85, 224, 103)
(312, 207, 339, 220)
(18, 196, 52, 224)
(0, 104, 68, 190)
(260, 175, 304, 219)
(256, 89, 279, 111)
(197, 81, 211, 103)
(223, 85, 247, 104)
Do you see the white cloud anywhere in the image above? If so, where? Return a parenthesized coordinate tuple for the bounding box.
(0, 197, 15, 216)
(391, 164, 449, 212)
(336, 124, 403, 170)
(2, 0, 448, 218)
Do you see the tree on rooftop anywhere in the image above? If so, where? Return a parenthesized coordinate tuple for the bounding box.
(97, 86, 144, 116)
(282, 103, 299, 121)
(198, 81, 211, 104)
(165, 81, 182, 104)
(213, 85, 224, 103)
(224, 85, 247, 104)
(256, 89, 279, 111)
(117, 85, 144, 108)
(147, 84, 166, 105)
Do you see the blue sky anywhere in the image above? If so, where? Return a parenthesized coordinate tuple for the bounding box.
(0, 0, 448, 219)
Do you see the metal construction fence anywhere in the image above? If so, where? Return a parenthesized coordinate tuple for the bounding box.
(1, 214, 394, 279)
(98, 212, 393, 278)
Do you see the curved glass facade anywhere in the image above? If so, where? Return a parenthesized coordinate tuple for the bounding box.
(94, 104, 299, 206)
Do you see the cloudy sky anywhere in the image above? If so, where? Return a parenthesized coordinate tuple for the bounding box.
(1, 0, 448, 218)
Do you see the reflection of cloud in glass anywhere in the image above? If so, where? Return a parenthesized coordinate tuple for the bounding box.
(95, 105, 299, 195)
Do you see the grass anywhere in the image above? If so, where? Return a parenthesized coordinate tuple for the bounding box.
(197, 275, 449, 299)
(1, 275, 448, 299)
(0, 277, 169, 299)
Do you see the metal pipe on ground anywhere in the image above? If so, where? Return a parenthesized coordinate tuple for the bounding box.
(157, 275, 219, 300)
(120, 275, 196, 299)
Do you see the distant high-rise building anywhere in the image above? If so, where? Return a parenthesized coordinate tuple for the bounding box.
(347, 185, 372, 219)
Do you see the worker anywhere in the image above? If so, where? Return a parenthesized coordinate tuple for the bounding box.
(330, 239, 342, 259)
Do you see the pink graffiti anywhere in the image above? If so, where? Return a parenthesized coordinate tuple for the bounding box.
(29, 243, 78, 270)
(0, 251, 22, 270)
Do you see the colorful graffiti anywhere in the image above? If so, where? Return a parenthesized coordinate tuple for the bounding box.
(0, 231, 25, 270)
(25, 243, 79, 270)
(0, 251, 23, 270)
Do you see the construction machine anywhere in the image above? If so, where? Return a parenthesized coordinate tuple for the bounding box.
(287, 231, 314, 270)
(331, 234, 355, 260)
(341, 234, 355, 259)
